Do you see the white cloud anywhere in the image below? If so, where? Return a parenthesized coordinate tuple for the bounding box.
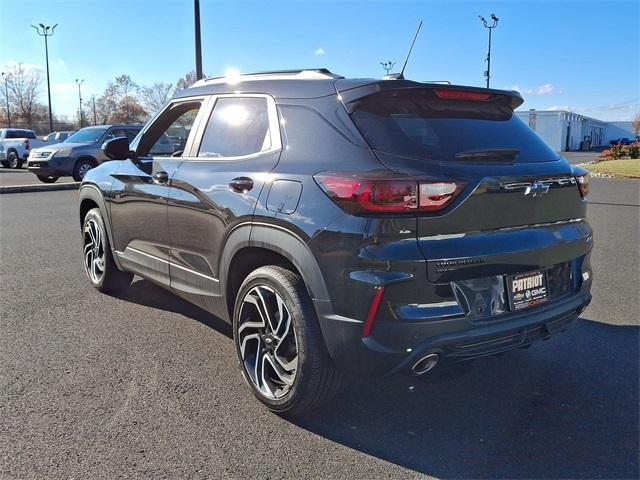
(547, 105, 572, 111)
(508, 83, 557, 96)
(51, 82, 77, 94)
(51, 59, 69, 73)
(314, 48, 326, 56)
(1, 60, 43, 72)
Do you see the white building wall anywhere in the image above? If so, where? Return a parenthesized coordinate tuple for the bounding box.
(605, 122, 636, 144)
(516, 110, 608, 152)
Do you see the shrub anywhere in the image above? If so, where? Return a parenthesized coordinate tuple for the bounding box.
(627, 142, 640, 159)
(610, 143, 626, 159)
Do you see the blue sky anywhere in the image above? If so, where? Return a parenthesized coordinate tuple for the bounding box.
(1, 0, 638, 120)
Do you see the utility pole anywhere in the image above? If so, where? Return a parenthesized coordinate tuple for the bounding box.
(75, 79, 84, 128)
(380, 61, 395, 76)
(1, 72, 10, 127)
(194, 0, 203, 80)
(91, 96, 97, 125)
(479, 14, 499, 88)
(31, 23, 57, 132)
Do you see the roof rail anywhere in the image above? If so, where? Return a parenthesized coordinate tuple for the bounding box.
(192, 68, 344, 87)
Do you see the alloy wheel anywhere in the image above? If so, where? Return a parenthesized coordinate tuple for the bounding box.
(237, 285, 299, 399)
(78, 162, 92, 179)
(83, 218, 105, 284)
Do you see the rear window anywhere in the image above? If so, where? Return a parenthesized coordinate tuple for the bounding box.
(6, 130, 36, 139)
(350, 89, 559, 163)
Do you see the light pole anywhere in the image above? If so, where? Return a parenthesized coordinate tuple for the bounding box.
(31, 23, 57, 132)
(1, 72, 10, 127)
(479, 14, 499, 88)
(194, 0, 203, 80)
(380, 61, 395, 76)
(91, 95, 97, 125)
(75, 79, 84, 128)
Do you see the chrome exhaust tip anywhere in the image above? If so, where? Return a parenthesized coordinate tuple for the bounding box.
(411, 353, 440, 375)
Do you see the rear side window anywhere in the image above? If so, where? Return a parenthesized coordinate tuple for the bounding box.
(350, 89, 559, 163)
(6, 130, 35, 139)
(198, 97, 271, 158)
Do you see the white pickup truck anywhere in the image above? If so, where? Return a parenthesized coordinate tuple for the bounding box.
(0, 128, 48, 169)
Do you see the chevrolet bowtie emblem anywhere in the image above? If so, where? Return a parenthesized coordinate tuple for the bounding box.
(524, 181, 550, 197)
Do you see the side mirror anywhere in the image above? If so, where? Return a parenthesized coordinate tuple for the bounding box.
(102, 136, 133, 160)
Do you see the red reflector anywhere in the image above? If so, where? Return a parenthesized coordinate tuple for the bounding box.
(434, 89, 493, 101)
(363, 287, 385, 337)
(24, 140, 30, 150)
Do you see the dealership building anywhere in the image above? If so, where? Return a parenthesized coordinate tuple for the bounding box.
(515, 109, 636, 152)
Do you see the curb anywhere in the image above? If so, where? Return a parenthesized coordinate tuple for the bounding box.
(0, 182, 80, 194)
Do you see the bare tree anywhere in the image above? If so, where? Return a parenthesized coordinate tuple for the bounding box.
(115, 74, 139, 123)
(140, 82, 173, 115)
(113, 96, 148, 124)
(175, 71, 198, 93)
(5, 64, 45, 128)
(94, 82, 119, 124)
(633, 113, 640, 137)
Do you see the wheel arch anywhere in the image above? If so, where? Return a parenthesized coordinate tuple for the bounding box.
(75, 155, 98, 168)
(79, 185, 123, 270)
(220, 223, 332, 322)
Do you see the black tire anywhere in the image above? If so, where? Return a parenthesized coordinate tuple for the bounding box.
(37, 174, 59, 183)
(7, 151, 20, 169)
(82, 208, 133, 294)
(0, 160, 8, 168)
(233, 265, 341, 415)
(73, 159, 95, 182)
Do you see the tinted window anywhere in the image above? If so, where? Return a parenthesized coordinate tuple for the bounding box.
(139, 103, 201, 157)
(65, 127, 109, 143)
(198, 97, 271, 158)
(350, 89, 559, 163)
(6, 130, 36, 139)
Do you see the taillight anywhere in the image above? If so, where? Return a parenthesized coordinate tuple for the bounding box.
(24, 140, 30, 150)
(434, 89, 493, 101)
(575, 171, 589, 198)
(314, 172, 465, 214)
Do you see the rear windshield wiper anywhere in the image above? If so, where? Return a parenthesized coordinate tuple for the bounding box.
(454, 148, 520, 162)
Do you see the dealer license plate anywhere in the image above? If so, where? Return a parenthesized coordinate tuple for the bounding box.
(507, 270, 549, 311)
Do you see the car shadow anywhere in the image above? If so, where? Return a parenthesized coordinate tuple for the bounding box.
(110, 280, 638, 478)
(114, 277, 232, 338)
(292, 318, 639, 479)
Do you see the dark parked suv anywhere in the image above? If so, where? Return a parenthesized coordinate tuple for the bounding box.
(78, 69, 593, 414)
(28, 125, 142, 182)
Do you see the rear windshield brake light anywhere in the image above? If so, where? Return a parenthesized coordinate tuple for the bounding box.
(434, 89, 493, 101)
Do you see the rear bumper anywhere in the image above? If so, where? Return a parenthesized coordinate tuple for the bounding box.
(316, 288, 591, 375)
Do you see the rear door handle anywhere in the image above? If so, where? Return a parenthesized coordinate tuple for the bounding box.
(229, 177, 254, 193)
(153, 171, 169, 184)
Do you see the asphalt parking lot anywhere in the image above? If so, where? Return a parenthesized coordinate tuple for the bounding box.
(0, 178, 638, 479)
(0, 167, 77, 187)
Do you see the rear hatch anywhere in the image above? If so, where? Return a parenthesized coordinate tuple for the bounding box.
(339, 81, 591, 282)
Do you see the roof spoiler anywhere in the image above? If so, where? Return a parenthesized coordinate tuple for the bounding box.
(338, 80, 524, 112)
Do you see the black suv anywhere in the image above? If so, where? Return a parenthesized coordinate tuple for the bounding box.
(78, 69, 593, 414)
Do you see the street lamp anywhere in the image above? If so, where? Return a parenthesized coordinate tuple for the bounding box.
(479, 13, 499, 88)
(1, 72, 10, 127)
(31, 23, 57, 132)
(75, 79, 84, 128)
(380, 61, 396, 76)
